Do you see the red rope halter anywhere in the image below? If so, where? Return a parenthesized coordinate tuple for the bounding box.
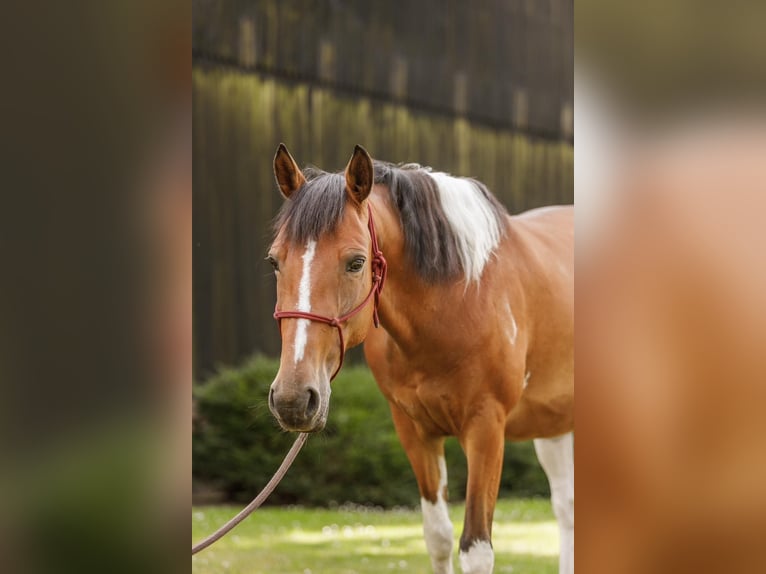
(273, 204, 387, 380)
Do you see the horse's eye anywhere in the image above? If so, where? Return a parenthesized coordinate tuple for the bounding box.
(266, 255, 279, 272)
(347, 257, 365, 273)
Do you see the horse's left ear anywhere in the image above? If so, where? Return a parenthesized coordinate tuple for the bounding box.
(344, 145, 374, 205)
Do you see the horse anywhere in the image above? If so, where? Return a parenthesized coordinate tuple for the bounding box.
(266, 143, 574, 574)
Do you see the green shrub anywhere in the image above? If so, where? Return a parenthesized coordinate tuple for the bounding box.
(193, 356, 549, 507)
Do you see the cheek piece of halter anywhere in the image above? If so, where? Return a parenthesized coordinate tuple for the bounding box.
(273, 204, 388, 381)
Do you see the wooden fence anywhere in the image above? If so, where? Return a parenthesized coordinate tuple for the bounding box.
(193, 0, 573, 139)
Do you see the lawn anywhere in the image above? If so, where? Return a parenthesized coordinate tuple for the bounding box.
(192, 498, 558, 573)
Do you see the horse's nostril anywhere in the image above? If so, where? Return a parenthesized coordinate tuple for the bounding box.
(305, 388, 320, 419)
(268, 387, 276, 410)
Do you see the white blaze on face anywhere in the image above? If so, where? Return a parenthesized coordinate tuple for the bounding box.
(459, 540, 494, 574)
(421, 456, 454, 574)
(293, 240, 317, 364)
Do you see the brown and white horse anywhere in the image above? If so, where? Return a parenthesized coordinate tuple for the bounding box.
(267, 144, 574, 574)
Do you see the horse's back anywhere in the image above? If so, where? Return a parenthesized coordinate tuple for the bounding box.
(515, 203, 573, 221)
(512, 204, 573, 244)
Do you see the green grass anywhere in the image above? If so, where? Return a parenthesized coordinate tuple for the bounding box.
(192, 499, 558, 573)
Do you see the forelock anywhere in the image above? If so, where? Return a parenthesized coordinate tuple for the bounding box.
(273, 169, 346, 243)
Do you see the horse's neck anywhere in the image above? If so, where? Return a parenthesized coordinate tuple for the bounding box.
(368, 192, 479, 354)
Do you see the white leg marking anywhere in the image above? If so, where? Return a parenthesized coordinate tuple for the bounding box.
(458, 540, 494, 574)
(523, 371, 531, 389)
(533, 433, 574, 574)
(421, 456, 454, 574)
(293, 240, 316, 364)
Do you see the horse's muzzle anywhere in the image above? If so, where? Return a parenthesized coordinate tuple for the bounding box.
(268, 383, 326, 432)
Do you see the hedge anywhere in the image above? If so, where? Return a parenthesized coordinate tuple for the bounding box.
(193, 356, 549, 507)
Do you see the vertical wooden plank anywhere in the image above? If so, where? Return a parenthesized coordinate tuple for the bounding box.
(192, 68, 211, 378)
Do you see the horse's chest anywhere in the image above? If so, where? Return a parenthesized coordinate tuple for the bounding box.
(383, 376, 463, 435)
(366, 340, 484, 434)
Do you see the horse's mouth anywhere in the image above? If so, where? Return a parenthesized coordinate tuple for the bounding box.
(270, 402, 329, 433)
(274, 414, 327, 433)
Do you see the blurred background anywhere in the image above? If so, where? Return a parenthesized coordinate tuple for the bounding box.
(191, 0, 574, 525)
(576, 1, 766, 572)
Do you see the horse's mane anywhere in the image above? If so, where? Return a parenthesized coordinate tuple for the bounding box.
(274, 161, 507, 284)
(273, 167, 346, 247)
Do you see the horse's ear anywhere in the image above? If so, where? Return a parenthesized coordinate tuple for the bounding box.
(273, 143, 306, 199)
(344, 145, 374, 205)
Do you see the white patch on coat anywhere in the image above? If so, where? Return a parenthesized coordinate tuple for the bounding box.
(293, 240, 316, 364)
(524, 371, 531, 389)
(506, 302, 518, 345)
(459, 540, 494, 574)
(427, 171, 502, 283)
(420, 456, 454, 574)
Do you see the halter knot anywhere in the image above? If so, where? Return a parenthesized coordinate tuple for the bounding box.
(367, 204, 387, 328)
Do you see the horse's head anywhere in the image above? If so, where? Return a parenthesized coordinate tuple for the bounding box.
(267, 144, 382, 432)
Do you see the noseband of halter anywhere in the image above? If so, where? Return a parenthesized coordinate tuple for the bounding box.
(273, 204, 388, 381)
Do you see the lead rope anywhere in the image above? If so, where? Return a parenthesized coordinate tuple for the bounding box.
(192, 432, 309, 555)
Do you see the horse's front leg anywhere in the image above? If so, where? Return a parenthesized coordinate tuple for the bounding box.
(389, 403, 454, 574)
(458, 405, 506, 574)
